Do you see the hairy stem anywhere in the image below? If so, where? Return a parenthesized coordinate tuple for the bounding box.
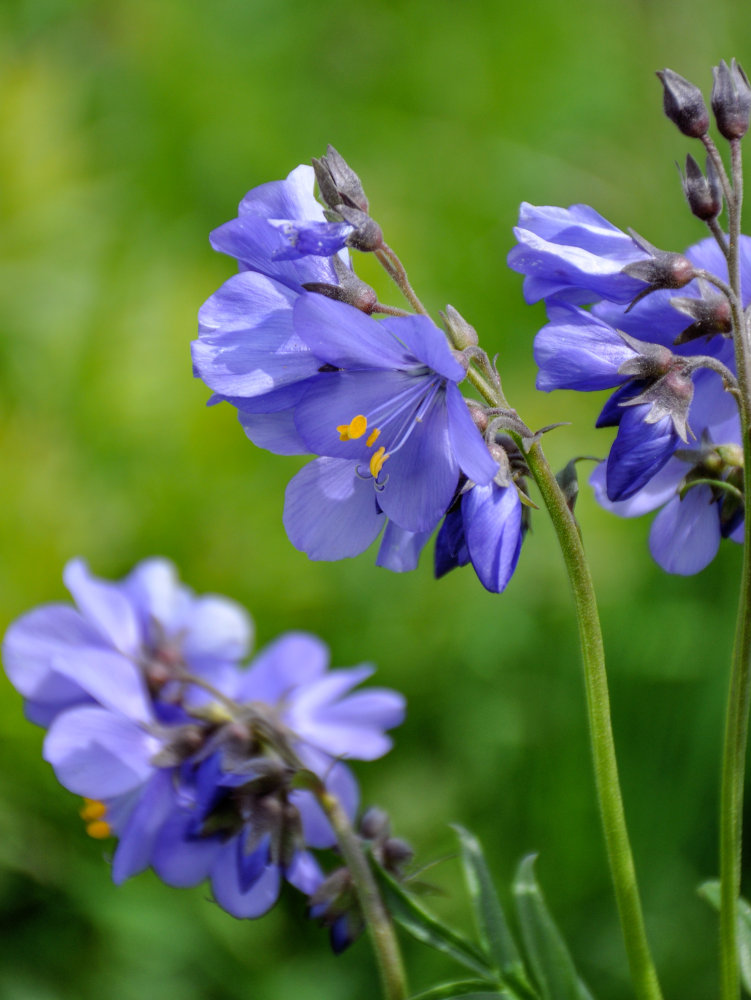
(524, 443, 664, 1000)
(375, 245, 431, 317)
(317, 788, 408, 1000)
(463, 358, 663, 1000)
(720, 135, 751, 1000)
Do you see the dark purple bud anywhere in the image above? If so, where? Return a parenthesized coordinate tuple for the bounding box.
(622, 230, 697, 309)
(360, 807, 390, 840)
(302, 256, 378, 313)
(381, 837, 414, 873)
(312, 145, 369, 213)
(712, 59, 751, 140)
(656, 68, 709, 137)
(336, 204, 383, 252)
(671, 292, 733, 344)
(681, 154, 723, 221)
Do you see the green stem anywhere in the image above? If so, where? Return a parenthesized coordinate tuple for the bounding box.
(524, 443, 664, 1000)
(465, 358, 663, 999)
(318, 788, 408, 1000)
(720, 135, 751, 1000)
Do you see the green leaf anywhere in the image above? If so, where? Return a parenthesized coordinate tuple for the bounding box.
(698, 880, 751, 993)
(454, 825, 522, 971)
(512, 855, 594, 1000)
(372, 863, 495, 978)
(453, 826, 536, 1000)
(408, 980, 508, 1000)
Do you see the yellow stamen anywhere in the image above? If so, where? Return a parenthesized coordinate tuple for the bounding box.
(365, 427, 381, 448)
(79, 799, 107, 822)
(369, 446, 389, 479)
(336, 414, 368, 441)
(85, 820, 112, 840)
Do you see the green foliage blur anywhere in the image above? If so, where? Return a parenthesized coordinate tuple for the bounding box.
(0, 1, 748, 997)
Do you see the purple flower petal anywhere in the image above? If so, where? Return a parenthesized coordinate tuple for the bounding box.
(606, 406, 678, 501)
(152, 805, 224, 888)
(211, 845, 281, 918)
(463, 483, 523, 593)
(284, 458, 385, 560)
(63, 559, 141, 657)
(112, 769, 177, 884)
(376, 521, 431, 572)
(238, 407, 310, 455)
(232, 632, 329, 704)
(286, 851, 324, 895)
(590, 458, 684, 517)
(445, 383, 497, 485)
(293, 293, 408, 370)
(43, 706, 159, 798)
(649, 486, 721, 574)
(534, 302, 633, 391)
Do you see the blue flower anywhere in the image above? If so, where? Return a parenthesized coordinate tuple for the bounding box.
(5, 568, 406, 918)
(507, 203, 648, 305)
(193, 165, 367, 455)
(282, 294, 498, 559)
(3, 557, 252, 727)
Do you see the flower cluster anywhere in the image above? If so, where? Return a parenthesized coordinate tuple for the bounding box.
(508, 82, 747, 577)
(193, 154, 527, 593)
(3, 558, 405, 922)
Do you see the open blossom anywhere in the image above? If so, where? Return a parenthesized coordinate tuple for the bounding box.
(4, 560, 406, 919)
(281, 293, 498, 559)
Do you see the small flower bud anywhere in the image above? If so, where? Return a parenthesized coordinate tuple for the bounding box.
(312, 145, 369, 213)
(671, 292, 732, 344)
(360, 807, 390, 840)
(336, 204, 384, 252)
(441, 304, 479, 349)
(681, 154, 723, 221)
(656, 68, 709, 137)
(302, 256, 378, 313)
(711, 59, 751, 140)
(622, 230, 697, 309)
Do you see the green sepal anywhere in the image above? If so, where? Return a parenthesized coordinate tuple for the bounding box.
(512, 856, 594, 1000)
(698, 880, 751, 993)
(372, 863, 494, 978)
(453, 825, 530, 995)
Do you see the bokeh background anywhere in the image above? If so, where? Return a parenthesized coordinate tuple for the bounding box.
(0, 1, 749, 997)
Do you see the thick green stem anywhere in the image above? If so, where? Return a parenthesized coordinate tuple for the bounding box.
(318, 789, 408, 1000)
(524, 443, 664, 1000)
(720, 136, 751, 1000)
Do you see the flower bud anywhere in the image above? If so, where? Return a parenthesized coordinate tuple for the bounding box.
(712, 59, 751, 140)
(336, 204, 384, 252)
(681, 154, 722, 221)
(441, 304, 479, 349)
(302, 256, 378, 313)
(671, 292, 732, 344)
(622, 230, 697, 309)
(656, 68, 709, 137)
(312, 145, 369, 213)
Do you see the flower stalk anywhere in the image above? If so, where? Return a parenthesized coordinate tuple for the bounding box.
(719, 134, 751, 1000)
(317, 787, 408, 1000)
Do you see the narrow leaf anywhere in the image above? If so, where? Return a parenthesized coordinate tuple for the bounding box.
(698, 880, 751, 992)
(512, 855, 594, 1000)
(408, 980, 507, 1000)
(454, 825, 523, 972)
(373, 863, 494, 978)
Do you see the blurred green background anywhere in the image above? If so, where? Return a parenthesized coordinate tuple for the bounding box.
(0, 1, 748, 997)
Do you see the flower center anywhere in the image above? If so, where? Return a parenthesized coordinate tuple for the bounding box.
(334, 375, 443, 485)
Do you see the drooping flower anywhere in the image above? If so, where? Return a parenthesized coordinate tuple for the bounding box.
(280, 293, 497, 561)
(507, 203, 650, 305)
